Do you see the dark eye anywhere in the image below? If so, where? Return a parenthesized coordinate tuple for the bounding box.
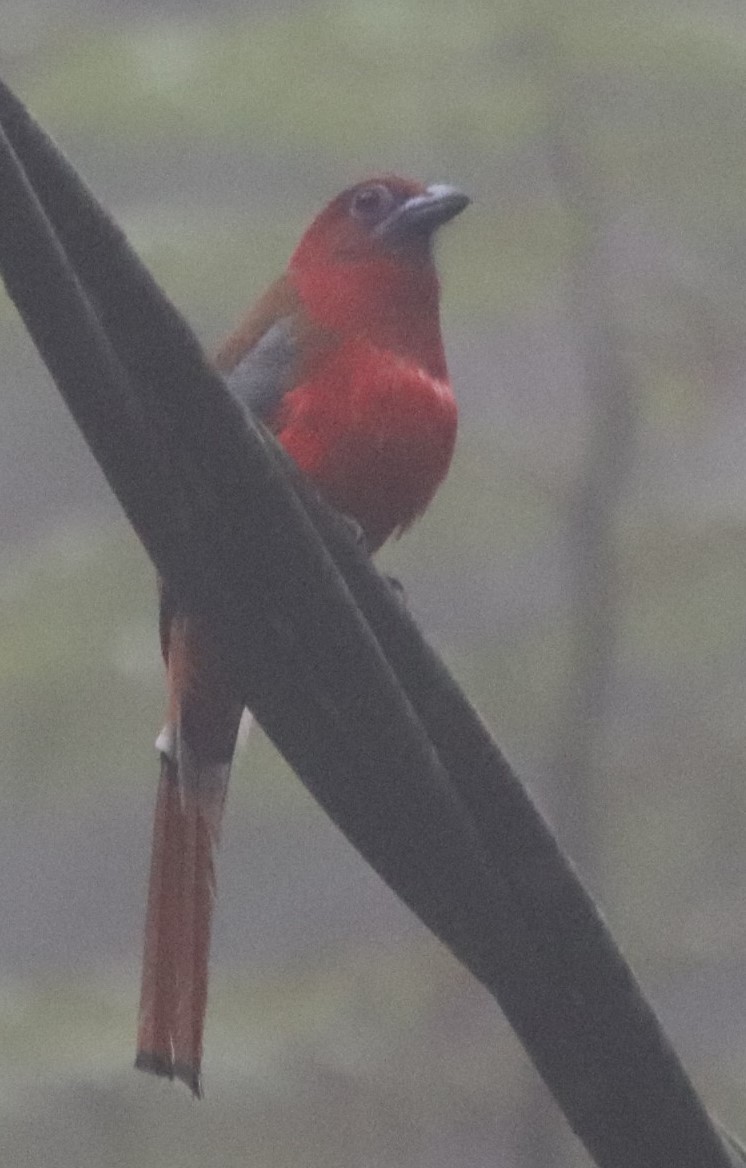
(350, 184, 394, 221)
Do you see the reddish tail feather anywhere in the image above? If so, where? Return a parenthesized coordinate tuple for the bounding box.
(137, 602, 243, 1096)
(136, 753, 222, 1096)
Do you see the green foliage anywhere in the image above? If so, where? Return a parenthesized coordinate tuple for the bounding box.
(16, 3, 530, 152)
(0, 526, 157, 805)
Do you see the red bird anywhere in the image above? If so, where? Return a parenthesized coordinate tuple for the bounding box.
(135, 176, 469, 1095)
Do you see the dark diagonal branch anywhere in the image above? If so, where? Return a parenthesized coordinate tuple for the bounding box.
(0, 96, 501, 1005)
(0, 80, 742, 1168)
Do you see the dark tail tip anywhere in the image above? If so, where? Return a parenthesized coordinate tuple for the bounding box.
(135, 1049, 203, 1099)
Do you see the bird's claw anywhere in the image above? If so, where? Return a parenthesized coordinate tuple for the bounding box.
(385, 575, 408, 607)
(338, 512, 369, 552)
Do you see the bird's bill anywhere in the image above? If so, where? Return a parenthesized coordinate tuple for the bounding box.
(376, 184, 470, 243)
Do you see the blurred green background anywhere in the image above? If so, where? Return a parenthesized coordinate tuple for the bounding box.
(3, 0, 746, 1164)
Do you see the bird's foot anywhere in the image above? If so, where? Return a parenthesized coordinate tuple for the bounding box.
(338, 512, 369, 553)
(385, 575, 408, 607)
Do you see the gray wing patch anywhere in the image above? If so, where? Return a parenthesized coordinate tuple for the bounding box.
(223, 317, 297, 422)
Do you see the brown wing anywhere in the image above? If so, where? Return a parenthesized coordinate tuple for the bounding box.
(214, 273, 338, 425)
(213, 274, 301, 372)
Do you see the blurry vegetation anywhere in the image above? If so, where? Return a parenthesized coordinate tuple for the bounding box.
(3, 0, 746, 1164)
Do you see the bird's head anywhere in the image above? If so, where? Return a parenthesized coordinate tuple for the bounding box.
(290, 176, 469, 271)
(287, 176, 469, 342)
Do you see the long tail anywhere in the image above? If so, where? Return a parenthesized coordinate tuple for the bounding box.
(136, 612, 243, 1097)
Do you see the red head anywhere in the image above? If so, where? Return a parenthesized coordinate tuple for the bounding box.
(287, 176, 469, 364)
(290, 176, 469, 268)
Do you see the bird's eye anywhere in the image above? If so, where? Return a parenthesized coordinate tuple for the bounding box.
(350, 184, 394, 221)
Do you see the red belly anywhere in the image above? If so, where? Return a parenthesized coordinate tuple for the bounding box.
(274, 339, 457, 550)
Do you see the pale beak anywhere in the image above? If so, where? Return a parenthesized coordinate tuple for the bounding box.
(377, 184, 470, 243)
